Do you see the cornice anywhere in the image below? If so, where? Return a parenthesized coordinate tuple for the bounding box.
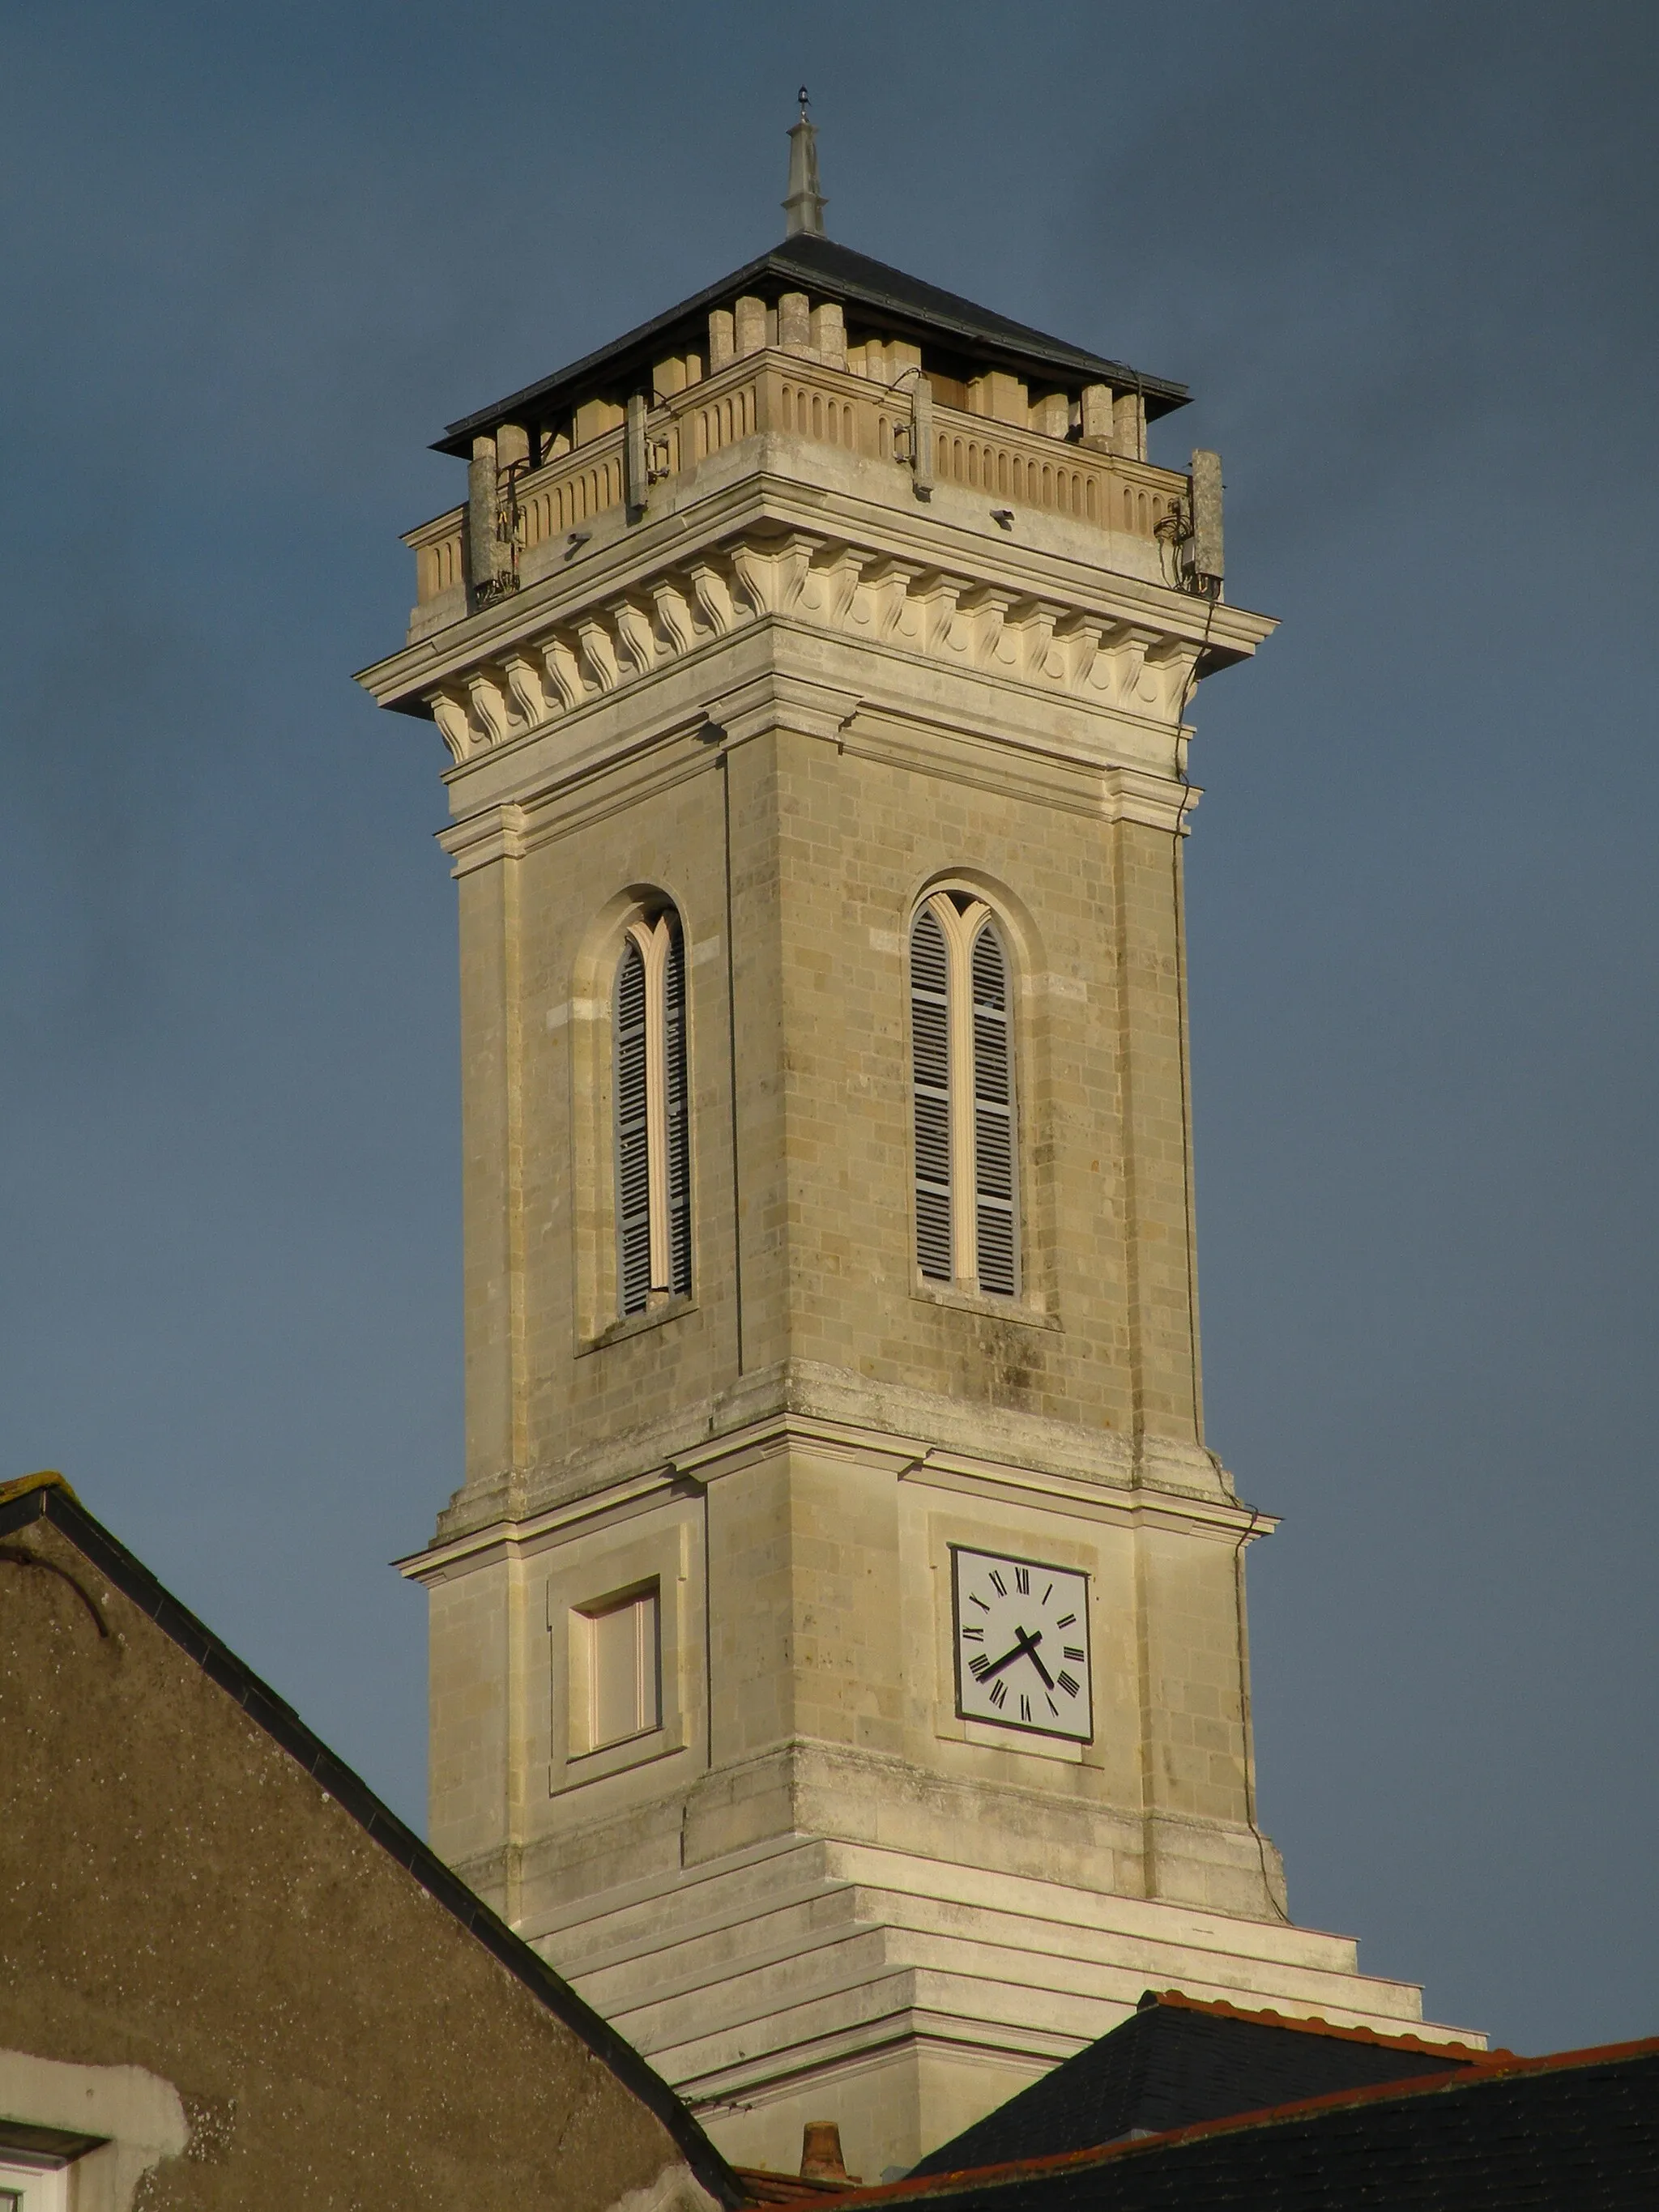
(406, 1396, 1270, 1579)
(356, 451, 1273, 783)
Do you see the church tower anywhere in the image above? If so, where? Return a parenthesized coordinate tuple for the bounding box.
(360, 112, 1467, 2184)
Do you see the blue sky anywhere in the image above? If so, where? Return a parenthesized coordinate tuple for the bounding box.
(2, 1, 1655, 2058)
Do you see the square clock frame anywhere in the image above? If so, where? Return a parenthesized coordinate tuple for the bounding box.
(950, 1544, 1093, 1742)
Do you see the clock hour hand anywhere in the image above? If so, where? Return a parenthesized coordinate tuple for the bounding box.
(978, 1626, 1054, 1690)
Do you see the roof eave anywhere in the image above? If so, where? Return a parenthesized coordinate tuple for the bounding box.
(433, 241, 1188, 458)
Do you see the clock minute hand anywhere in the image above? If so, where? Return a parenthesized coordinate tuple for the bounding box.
(979, 1626, 1054, 1690)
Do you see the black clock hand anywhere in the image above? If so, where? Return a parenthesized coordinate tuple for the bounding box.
(1013, 1626, 1056, 1690)
(979, 1626, 1054, 1690)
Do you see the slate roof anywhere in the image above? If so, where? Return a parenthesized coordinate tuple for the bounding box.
(909, 1991, 1498, 2176)
(0, 1473, 744, 2210)
(853, 2037, 1659, 2212)
(434, 232, 1188, 457)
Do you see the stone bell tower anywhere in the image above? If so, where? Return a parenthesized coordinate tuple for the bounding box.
(359, 110, 1469, 2185)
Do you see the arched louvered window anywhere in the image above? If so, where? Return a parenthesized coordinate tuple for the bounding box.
(614, 910, 692, 1316)
(911, 906, 953, 1282)
(909, 893, 1020, 1297)
(970, 922, 1017, 1297)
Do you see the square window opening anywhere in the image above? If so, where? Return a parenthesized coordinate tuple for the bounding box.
(578, 1583, 662, 1752)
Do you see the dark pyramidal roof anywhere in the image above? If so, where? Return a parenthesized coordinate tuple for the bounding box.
(435, 232, 1188, 458)
(909, 1992, 1495, 2176)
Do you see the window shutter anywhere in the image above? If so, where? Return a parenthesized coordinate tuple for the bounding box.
(970, 921, 1018, 1297)
(911, 906, 953, 1280)
(614, 939, 651, 1315)
(663, 917, 692, 1298)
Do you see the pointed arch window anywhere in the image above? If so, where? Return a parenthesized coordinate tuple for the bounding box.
(909, 893, 1019, 1298)
(614, 910, 691, 1316)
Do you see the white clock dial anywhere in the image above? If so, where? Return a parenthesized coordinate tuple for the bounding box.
(951, 1546, 1092, 1741)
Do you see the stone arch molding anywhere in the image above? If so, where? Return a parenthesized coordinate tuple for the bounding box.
(424, 529, 1203, 763)
(910, 866, 1047, 987)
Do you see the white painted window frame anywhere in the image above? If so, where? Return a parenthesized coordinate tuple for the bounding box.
(0, 2160, 67, 2212)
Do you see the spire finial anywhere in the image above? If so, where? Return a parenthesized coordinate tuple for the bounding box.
(783, 89, 827, 238)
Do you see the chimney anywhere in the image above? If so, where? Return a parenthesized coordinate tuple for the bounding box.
(800, 2122, 852, 2184)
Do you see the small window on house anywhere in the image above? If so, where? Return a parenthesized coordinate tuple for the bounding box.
(582, 1585, 661, 1750)
(614, 910, 691, 1316)
(909, 893, 1020, 1297)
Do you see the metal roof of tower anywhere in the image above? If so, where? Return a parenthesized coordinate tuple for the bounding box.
(435, 230, 1188, 456)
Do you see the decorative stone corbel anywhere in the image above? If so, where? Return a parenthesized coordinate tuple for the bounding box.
(428, 687, 476, 764)
(539, 636, 585, 712)
(1088, 623, 1156, 710)
(909, 572, 964, 656)
(809, 543, 868, 624)
(1143, 636, 1201, 720)
(611, 599, 658, 680)
(501, 653, 548, 729)
(729, 534, 814, 617)
(856, 557, 920, 644)
(687, 559, 740, 637)
(575, 616, 621, 693)
(1054, 613, 1102, 688)
(466, 669, 514, 748)
(1005, 600, 1062, 681)
(650, 578, 698, 656)
(956, 584, 1016, 670)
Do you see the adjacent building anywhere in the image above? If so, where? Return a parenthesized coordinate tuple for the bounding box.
(0, 1472, 740, 2212)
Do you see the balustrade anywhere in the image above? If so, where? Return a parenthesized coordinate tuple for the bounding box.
(407, 352, 1189, 612)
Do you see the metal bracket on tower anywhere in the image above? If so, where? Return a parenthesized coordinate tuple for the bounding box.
(625, 394, 650, 521)
(892, 373, 935, 499)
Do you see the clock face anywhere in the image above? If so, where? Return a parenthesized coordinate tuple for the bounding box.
(951, 1546, 1093, 1741)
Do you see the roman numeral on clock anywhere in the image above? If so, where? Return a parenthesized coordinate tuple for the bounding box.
(969, 1653, 991, 1678)
(988, 1679, 1008, 1709)
(989, 1570, 1007, 1596)
(1057, 1671, 1080, 1698)
(1014, 1566, 1030, 1594)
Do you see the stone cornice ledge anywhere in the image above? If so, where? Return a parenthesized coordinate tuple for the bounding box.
(412, 1360, 1269, 1570)
(359, 506, 1273, 778)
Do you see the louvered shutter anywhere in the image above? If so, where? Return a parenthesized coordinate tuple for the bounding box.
(614, 939, 651, 1315)
(970, 921, 1018, 1297)
(911, 906, 953, 1280)
(663, 916, 692, 1298)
